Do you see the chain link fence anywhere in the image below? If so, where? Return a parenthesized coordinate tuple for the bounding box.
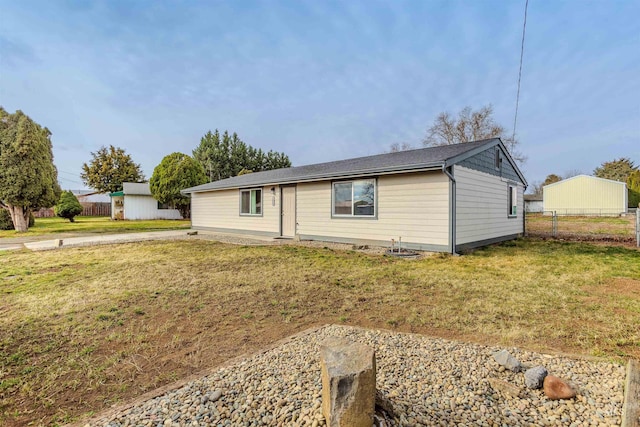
(525, 210, 639, 247)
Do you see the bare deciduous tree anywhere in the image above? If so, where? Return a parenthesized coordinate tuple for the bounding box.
(422, 105, 525, 164)
(528, 181, 543, 195)
(387, 142, 414, 153)
(563, 169, 582, 179)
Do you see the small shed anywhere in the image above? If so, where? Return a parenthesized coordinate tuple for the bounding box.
(543, 175, 627, 216)
(524, 194, 543, 213)
(110, 182, 182, 220)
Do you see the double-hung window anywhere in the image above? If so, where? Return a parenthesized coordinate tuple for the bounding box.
(494, 148, 502, 170)
(240, 188, 262, 216)
(508, 185, 517, 217)
(332, 179, 376, 217)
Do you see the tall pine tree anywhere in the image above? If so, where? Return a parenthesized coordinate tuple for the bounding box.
(193, 129, 291, 182)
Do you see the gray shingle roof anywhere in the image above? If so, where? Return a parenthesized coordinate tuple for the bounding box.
(123, 182, 152, 195)
(183, 138, 501, 193)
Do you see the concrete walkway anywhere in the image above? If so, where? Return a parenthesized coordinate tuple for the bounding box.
(23, 230, 197, 251)
(0, 229, 280, 252)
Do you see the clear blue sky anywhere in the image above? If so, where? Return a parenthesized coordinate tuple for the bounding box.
(2, 0, 638, 190)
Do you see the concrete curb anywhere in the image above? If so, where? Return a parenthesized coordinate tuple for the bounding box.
(0, 243, 24, 251)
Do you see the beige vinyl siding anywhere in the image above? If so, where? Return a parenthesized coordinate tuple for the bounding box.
(543, 175, 627, 215)
(455, 165, 523, 245)
(296, 171, 449, 246)
(191, 187, 279, 234)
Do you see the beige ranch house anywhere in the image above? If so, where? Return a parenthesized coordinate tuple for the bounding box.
(182, 138, 527, 253)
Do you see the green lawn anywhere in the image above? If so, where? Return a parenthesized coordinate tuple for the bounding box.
(0, 216, 191, 238)
(0, 238, 638, 425)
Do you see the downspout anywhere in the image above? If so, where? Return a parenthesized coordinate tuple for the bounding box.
(522, 183, 528, 236)
(442, 165, 457, 255)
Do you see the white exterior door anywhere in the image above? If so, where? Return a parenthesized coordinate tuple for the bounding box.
(281, 186, 296, 237)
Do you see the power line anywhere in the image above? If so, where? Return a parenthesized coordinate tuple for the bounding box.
(58, 176, 85, 186)
(512, 0, 529, 141)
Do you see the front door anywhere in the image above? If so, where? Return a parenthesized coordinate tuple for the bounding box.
(281, 186, 296, 237)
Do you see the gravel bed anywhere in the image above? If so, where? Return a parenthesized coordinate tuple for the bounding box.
(88, 325, 625, 427)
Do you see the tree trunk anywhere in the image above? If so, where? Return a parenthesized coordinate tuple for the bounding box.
(8, 205, 29, 232)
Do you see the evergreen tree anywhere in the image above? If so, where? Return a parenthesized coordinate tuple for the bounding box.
(150, 153, 207, 218)
(81, 145, 145, 193)
(0, 210, 35, 230)
(593, 158, 637, 183)
(55, 190, 83, 222)
(0, 107, 61, 232)
(193, 129, 291, 182)
(627, 169, 640, 208)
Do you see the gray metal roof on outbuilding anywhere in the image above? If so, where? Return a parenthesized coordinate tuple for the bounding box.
(182, 138, 524, 193)
(122, 182, 152, 195)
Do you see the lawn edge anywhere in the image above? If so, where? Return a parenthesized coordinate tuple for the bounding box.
(65, 324, 330, 427)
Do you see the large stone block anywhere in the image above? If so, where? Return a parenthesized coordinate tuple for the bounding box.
(320, 337, 376, 427)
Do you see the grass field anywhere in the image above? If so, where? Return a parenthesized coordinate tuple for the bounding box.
(1, 238, 639, 425)
(0, 217, 191, 239)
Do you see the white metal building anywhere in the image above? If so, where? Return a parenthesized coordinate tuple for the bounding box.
(543, 175, 627, 216)
(524, 194, 544, 213)
(109, 182, 183, 220)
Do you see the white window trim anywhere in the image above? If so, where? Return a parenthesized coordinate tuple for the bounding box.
(508, 184, 517, 217)
(239, 188, 263, 216)
(331, 179, 377, 219)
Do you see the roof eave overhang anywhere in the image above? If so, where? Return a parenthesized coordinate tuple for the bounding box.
(181, 164, 444, 194)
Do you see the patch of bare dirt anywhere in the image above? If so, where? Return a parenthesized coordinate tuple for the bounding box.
(584, 277, 640, 299)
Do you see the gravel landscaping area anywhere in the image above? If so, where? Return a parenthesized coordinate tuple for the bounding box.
(84, 325, 626, 427)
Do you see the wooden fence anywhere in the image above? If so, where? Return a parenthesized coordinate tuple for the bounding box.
(33, 202, 111, 218)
